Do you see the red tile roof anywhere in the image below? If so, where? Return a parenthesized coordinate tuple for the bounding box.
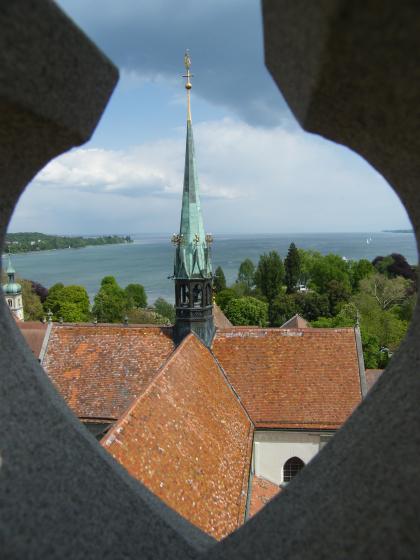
(18, 321, 48, 358)
(366, 369, 384, 391)
(248, 475, 281, 517)
(212, 328, 363, 429)
(102, 334, 253, 540)
(213, 304, 233, 328)
(42, 324, 174, 420)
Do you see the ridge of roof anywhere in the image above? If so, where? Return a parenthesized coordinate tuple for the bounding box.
(102, 333, 253, 539)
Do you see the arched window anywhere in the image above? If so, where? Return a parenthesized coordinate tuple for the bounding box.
(283, 456, 305, 482)
(8, 299, 13, 307)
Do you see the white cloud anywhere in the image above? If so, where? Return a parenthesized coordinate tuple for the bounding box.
(9, 118, 411, 235)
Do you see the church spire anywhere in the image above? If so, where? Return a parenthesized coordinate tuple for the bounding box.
(172, 51, 215, 347)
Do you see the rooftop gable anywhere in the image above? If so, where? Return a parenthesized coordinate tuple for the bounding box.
(102, 334, 253, 540)
(213, 327, 363, 429)
(280, 313, 309, 329)
(42, 324, 174, 420)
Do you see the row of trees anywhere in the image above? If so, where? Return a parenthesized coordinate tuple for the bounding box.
(5, 232, 132, 253)
(16, 275, 176, 326)
(214, 246, 417, 368)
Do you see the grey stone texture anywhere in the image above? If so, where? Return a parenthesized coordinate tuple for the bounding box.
(0, 2, 212, 558)
(1, 0, 420, 558)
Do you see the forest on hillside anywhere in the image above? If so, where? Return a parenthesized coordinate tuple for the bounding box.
(5, 232, 132, 253)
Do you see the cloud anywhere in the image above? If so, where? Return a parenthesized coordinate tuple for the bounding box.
(9, 118, 410, 235)
(55, 0, 289, 126)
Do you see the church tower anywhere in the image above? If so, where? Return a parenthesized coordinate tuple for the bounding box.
(172, 51, 215, 347)
(3, 255, 24, 321)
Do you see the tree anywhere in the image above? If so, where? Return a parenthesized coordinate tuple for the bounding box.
(373, 253, 416, 281)
(124, 283, 147, 309)
(92, 276, 127, 323)
(293, 291, 330, 321)
(44, 284, 90, 322)
(126, 308, 171, 325)
(308, 253, 351, 294)
(225, 296, 268, 327)
(215, 288, 237, 312)
(213, 266, 227, 293)
(254, 251, 285, 304)
(43, 283, 64, 316)
(324, 279, 352, 315)
(237, 259, 255, 291)
(359, 273, 411, 310)
(154, 297, 175, 323)
(21, 279, 43, 320)
(31, 281, 49, 303)
(284, 243, 301, 293)
(269, 294, 298, 327)
(349, 259, 374, 291)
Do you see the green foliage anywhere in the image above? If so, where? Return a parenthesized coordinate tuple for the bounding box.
(214, 266, 227, 293)
(21, 279, 43, 321)
(237, 259, 255, 291)
(325, 279, 352, 315)
(44, 283, 90, 322)
(373, 253, 416, 281)
(225, 296, 268, 327)
(126, 308, 171, 325)
(358, 273, 411, 310)
(124, 283, 147, 309)
(269, 294, 298, 327)
(293, 291, 330, 321)
(154, 297, 175, 323)
(92, 276, 127, 323)
(254, 251, 285, 304)
(5, 232, 132, 253)
(307, 253, 351, 294)
(349, 259, 374, 291)
(284, 243, 301, 293)
(215, 288, 237, 312)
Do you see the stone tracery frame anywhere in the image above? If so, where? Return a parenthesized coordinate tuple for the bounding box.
(1, 1, 420, 559)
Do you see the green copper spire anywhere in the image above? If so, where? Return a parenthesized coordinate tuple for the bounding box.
(173, 50, 213, 279)
(3, 254, 21, 295)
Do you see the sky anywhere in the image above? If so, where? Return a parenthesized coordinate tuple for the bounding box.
(8, 0, 412, 235)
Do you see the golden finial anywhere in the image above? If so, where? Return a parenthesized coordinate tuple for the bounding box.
(183, 49, 193, 121)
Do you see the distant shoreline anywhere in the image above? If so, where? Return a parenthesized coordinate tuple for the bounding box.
(382, 229, 413, 234)
(4, 232, 133, 254)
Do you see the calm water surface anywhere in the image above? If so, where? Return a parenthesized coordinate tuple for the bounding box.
(3, 232, 417, 303)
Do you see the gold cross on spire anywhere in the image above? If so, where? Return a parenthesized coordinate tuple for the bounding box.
(183, 49, 193, 121)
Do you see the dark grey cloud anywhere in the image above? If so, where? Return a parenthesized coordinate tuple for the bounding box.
(56, 0, 290, 126)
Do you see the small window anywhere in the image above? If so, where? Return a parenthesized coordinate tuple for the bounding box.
(8, 299, 13, 307)
(283, 456, 305, 482)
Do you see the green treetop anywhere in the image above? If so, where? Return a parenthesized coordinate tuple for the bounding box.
(284, 243, 301, 293)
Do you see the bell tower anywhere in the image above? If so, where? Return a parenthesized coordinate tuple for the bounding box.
(172, 51, 215, 347)
(3, 254, 24, 321)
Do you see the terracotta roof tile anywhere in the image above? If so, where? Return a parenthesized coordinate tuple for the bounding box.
(213, 304, 233, 329)
(248, 475, 281, 517)
(42, 324, 174, 420)
(102, 334, 253, 540)
(18, 321, 48, 358)
(212, 327, 362, 429)
(366, 368, 384, 391)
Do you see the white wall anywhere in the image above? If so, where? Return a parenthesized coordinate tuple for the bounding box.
(253, 431, 334, 485)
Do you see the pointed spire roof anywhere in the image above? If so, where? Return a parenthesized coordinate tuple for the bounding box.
(6, 254, 15, 275)
(3, 253, 21, 295)
(173, 51, 212, 279)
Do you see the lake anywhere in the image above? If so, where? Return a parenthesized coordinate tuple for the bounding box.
(3, 232, 417, 303)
